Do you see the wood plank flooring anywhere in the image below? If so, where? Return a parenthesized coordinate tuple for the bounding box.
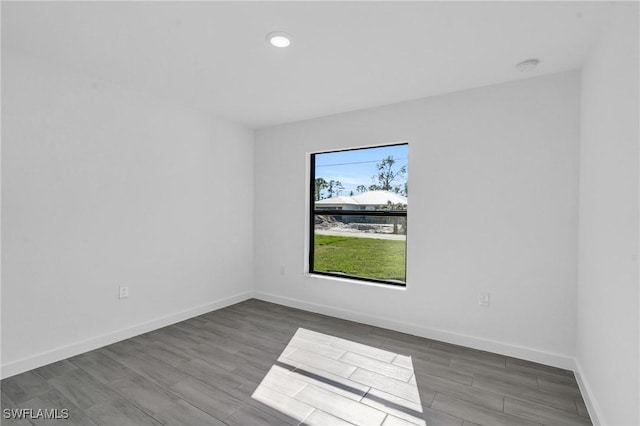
(1, 299, 592, 425)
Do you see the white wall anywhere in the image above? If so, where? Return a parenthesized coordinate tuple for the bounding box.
(576, 4, 639, 425)
(1, 51, 254, 377)
(254, 72, 580, 368)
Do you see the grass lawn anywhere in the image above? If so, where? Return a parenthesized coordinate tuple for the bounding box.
(314, 234, 406, 282)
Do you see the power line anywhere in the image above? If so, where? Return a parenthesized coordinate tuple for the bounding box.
(316, 157, 407, 168)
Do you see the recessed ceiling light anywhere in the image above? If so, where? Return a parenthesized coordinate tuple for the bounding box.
(266, 31, 292, 48)
(516, 58, 540, 72)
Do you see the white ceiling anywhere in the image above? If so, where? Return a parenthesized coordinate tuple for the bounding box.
(2, 1, 611, 128)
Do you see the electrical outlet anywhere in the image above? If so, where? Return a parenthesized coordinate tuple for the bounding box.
(119, 286, 129, 299)
(479, 292, 490, 307)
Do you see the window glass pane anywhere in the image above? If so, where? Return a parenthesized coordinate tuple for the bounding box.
(311, 143, 408, 285)
(313, 144, 408, 207)
(314, 214, 406, 283)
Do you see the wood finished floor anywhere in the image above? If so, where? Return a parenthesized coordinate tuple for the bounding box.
(1, 299, 592, 426)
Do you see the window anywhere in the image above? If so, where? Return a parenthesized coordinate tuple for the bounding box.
(309, 143, 408, 286)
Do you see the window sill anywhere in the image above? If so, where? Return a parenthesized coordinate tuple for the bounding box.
(304, 273, 407, 290)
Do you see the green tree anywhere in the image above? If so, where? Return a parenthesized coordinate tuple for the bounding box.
(315, 177, 328, 201)
(327, 180, 344, 198)
(356, 185, 367, 193)
(371, 155, 407, 193)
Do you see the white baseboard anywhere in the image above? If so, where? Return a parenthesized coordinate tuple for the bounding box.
(254, 291, 575, 370)
(1, 291, 254, 379)
(573, 359, 603, 426)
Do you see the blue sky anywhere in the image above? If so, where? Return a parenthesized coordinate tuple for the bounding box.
(315, 144, 408, 197)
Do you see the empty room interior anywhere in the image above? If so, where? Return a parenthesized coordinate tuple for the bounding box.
(1, 2, 638, 426)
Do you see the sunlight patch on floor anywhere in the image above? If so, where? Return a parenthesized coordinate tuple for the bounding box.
(252, 328, 426, 426)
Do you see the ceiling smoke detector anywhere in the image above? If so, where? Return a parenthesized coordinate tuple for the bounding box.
(516, 59, 540, 72)
(266, 31, 292, 48)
